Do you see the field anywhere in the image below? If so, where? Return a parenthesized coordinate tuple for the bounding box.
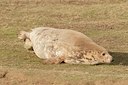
(0, 0, 128, 85)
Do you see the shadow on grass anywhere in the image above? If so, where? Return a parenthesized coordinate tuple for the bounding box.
(109, 52, 128, 65)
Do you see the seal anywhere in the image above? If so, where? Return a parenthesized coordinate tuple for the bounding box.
(18, 27, 113, 65)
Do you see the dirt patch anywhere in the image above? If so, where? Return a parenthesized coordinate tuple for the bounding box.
(0, 68, 55, 85)
(0, 67, 127, 85)
(95, 80, 128, 85)
(0, 70, 7, 78)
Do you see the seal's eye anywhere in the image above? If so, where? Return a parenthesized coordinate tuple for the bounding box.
(24, 39, 26, 42)
(102, 53, 105, 56)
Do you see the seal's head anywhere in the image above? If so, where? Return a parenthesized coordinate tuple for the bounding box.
(83, 50, 113, 65)
(64, 49, 113, 65)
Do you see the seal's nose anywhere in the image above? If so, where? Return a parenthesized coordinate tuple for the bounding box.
(105, 55, 113, 63)
(111, 59, 114, 62)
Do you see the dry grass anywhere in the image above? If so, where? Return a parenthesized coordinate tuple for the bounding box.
(0, 0, 128, 85)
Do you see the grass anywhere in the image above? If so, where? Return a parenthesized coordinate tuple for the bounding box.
(0, 0, 128, 84)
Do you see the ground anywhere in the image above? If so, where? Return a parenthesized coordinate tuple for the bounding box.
(0, 0, 128, 85)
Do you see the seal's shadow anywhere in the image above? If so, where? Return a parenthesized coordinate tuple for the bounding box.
(109, 52, 128, 65)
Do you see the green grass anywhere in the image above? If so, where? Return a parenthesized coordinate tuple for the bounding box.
(0, 0, 128, 84)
